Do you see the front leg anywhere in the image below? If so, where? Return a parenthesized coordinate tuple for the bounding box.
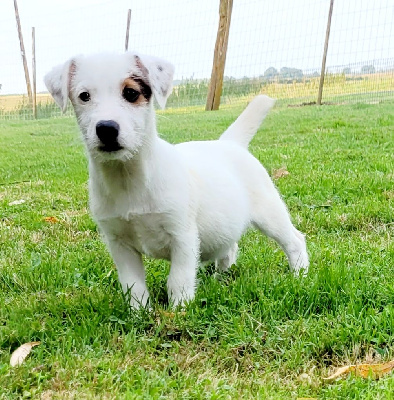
(105, 236, 149, 309)
(167, 229, 200, 307)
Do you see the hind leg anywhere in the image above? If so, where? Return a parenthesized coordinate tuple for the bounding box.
(252, 190, 309, 275)
(215, 242, 238, 273)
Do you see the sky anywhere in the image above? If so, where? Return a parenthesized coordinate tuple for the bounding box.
(0, 0, 393, 94)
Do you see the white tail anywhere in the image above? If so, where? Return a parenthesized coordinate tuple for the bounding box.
(219, 95, 276, 148)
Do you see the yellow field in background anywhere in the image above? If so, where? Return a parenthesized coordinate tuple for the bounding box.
(262, 73, 394, 101)
(0, 93, 53, 112)
(0, 73, 392, 115)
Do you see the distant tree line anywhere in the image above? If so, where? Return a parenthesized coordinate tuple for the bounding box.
(258, 64, 377, 83)
(343, 65, 375, 75)
(263, 67, 304, 83)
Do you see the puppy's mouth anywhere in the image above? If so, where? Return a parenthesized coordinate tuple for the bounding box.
(93, 144, 133, 162)
(99, 143, 124, 152)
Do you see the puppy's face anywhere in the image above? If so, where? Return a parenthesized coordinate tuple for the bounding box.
(45, 53, 174, 162)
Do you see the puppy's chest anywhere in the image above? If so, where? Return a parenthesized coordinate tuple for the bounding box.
(101, 214, 172, 260)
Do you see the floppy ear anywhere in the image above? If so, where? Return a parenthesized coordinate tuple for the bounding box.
(44, 58, 75, 112)
(133, 53, 174, 109)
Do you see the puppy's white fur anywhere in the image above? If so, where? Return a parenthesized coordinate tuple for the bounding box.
(45, 52, 309, 308)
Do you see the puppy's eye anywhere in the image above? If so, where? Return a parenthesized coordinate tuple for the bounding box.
(79, 92, 90, 102)
(123, 87, 140, 103)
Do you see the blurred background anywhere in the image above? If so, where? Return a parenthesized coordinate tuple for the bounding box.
(0, 0, 393, 119)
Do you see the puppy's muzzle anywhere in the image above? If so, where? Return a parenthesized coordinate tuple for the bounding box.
(96, 120, 122, 152)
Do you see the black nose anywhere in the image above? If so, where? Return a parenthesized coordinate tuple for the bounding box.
(96, 120, 120, 147)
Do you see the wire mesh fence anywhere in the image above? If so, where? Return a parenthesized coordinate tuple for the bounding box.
(0, 0, 393, 120)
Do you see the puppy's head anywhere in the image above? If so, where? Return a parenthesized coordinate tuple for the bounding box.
(44, 52, 174, 161)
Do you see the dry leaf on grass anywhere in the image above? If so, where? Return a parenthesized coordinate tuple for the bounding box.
(298, 373, 312, 384)
(323, 360, 394, 381)
(10, 341, 41, 367)
(156, 310, 187, 325)
(160, 311, 187, 318)
(43, 216, 59, 223)
(9, 199, 26, 206)
(272, 167, 290, 179)
(297, 398, 318, 400)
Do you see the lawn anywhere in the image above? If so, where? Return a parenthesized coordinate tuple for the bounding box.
(0, 101, 393, 399)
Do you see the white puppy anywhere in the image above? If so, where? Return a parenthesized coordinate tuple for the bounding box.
(45, 52, 309, 308)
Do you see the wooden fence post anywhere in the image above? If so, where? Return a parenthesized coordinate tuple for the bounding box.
(125, 9, 131, 51)
(13, 0, 33, 104)
(32, 27, 37, 119)
(317, 0, 335, 105)
(206, 0, 233, 111)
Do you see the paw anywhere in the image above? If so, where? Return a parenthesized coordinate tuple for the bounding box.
(290, 253, 309, 277)
(215, 243, 238, 273)
(128, 291, 150, 310)
(167, 286, 195, 309)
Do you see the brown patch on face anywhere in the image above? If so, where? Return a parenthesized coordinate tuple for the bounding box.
(69, 60, 76, 78)
(122, 77, 152, 105)
(68, 60, 77, 96)
(134, 55, 149, 77)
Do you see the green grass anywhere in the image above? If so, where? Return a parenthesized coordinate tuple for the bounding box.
(0, 102, 393, 399)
